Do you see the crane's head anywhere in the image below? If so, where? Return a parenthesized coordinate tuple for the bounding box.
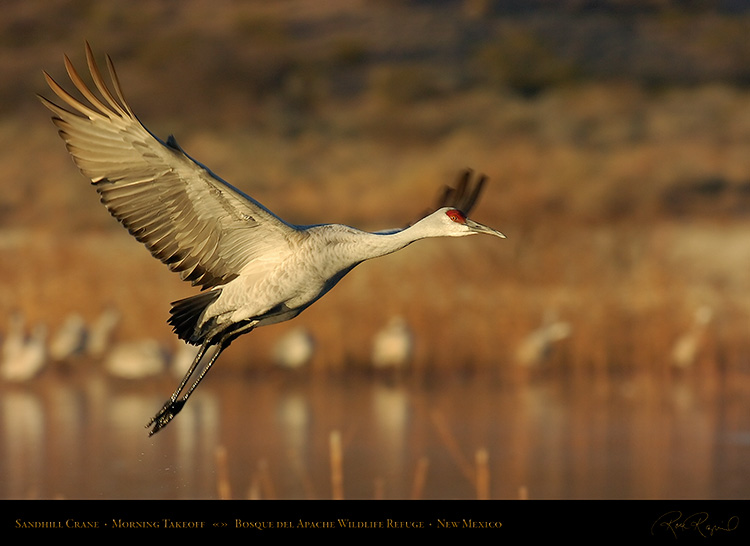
(414, 169, 505, 239)
(406, 169, 505, 240)
(427, 207, 506, 239)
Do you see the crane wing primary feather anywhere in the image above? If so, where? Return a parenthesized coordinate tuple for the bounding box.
(400, 168, 488, 230)
(39, 42, 298, 290)
(435, 168, 487, 215)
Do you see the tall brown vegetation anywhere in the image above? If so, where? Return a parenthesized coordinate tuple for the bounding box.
(2, 1, 750, 379)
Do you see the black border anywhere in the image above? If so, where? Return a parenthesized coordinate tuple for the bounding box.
(3, 499, 749, 540)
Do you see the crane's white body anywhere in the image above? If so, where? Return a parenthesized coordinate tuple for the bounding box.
(40, 43, 505, 435)
(202, 214, 485, 341)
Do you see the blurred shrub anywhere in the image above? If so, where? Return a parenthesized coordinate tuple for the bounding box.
(330, 37, 369, 67)
(233, 13, 291, 47)
(473, 28, 579, 96)
(369, 64, 443, 105)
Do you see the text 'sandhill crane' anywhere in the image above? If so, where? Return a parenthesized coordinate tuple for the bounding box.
(39, 44, 506, 435)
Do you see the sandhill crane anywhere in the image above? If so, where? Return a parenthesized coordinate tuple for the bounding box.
(104, 339, 167, 380)
(49, 313, 87, 362)
(671, 306, 713, 369)
(1, 322, 48, 382)
(272, 326, 315, 370)
(371, 316, 413, 370)
(40, 43, 505, 435)
(515, 313, 571, 368)
(86, 306, 121, 358)
(2, 311, 26, 364)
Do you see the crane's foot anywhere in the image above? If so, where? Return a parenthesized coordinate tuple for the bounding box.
(146, 398, 186, 436)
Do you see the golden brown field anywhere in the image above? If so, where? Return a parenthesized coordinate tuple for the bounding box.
(2, 1, 750, 501)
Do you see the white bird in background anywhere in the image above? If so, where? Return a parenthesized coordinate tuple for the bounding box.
(40, 43, 505, 435)
(86, 307, 121, 358)
(671, 306, 713, 369)
(515, 313, 572, 368)
(49, 313, 87, 362)
(104, 339, 167, 380)
(1, 322, 48, 382)
(272, 327, 315, 370)
(2, 311, 26, 364)
(371, 316, 413, 370)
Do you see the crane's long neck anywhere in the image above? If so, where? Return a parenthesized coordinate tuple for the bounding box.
(299, 216, 447, 297)
(341, 217, 438, 264)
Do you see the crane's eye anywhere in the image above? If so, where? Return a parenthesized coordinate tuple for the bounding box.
(446, 209, 466, 224)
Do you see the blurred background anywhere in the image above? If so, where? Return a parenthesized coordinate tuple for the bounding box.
(2, 0, 750, 499)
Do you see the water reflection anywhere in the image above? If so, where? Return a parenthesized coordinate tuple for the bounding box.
(0, 367, 749, 499)
(2, 391, 45, 498)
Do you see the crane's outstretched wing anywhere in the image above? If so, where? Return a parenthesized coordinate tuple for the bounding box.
(397, 168, 488, 231)
(39, 42, 298, 290)
(434, 168, 487, 216)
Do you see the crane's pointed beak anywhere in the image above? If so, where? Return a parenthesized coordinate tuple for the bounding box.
(466, 218, 506, 238)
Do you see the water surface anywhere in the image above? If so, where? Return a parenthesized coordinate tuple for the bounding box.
(1, 368, 748, 499)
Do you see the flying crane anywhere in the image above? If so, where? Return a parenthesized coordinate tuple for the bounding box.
(40, 43, 506, 435)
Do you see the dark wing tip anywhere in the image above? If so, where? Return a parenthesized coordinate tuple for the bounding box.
(436, 168, 488, 215)
(166, 134, 183, 151)
(405, 168, 490, 227)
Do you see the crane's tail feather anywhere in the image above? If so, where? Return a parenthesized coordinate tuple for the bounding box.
(168, 289, 222, 344)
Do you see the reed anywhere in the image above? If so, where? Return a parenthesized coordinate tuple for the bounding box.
(475, 448, 490, 500)
(518, 485, 529, 500)
(429, 409, 475, 484)
(410, 456, 430, 500)
(247, 476, 261, 500)
(288, 448, 318, 499)
(329, 429, 344, 500)
(214, 445, 232, 500)
(428, 410, 496, 498)
(255, 458, 276, 500)
(373, 477, 385, 500)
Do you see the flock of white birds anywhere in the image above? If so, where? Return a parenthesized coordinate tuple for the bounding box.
(0, 308, 416, 383)
(0, 307, 195, 382)
(1, 305, 715, 384)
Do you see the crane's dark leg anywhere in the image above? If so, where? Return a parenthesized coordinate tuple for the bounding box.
(146, 322, 256, 436)
(146, 339, 223, 436)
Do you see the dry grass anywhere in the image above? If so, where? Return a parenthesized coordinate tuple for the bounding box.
(3, 3, 750, 384)
(5, 81, 750, 381)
